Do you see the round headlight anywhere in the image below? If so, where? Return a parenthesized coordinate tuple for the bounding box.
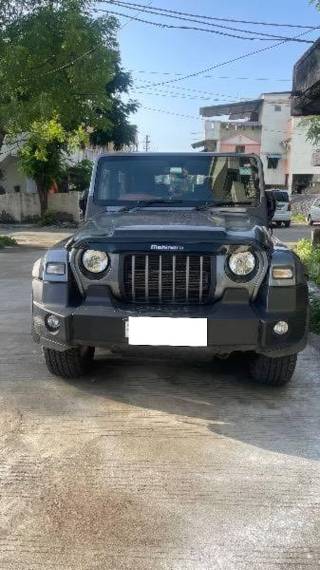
(82, 250, 109, 274)
(228, 251, 256, 277)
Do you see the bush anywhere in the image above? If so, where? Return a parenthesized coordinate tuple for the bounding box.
(295, 239, 320, 286)
(38, 211, 58, 226)
(0, 210, 16, 223)
(292, 213, 306, 224)
(38, 210, 76, 227)
(295, 239, 320, 335)
(0, 235, 17, 248)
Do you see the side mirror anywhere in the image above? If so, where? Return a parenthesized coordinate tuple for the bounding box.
(265, 191, 276, 227)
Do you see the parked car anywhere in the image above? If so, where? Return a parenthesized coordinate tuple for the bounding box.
(270, 189, 292, 227)
(32, 153, 309, 386)
(306, 197, 320, 225)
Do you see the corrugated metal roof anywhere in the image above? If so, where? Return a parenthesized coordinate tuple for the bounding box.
(200, 99, 262, 118)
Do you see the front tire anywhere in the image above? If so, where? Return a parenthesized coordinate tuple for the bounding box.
(284, 221, 291, 228)
(43, 346, 95, 378)
(250, 353, 297, 386)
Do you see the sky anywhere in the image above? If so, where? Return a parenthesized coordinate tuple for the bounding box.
(97, 0, 320, 151)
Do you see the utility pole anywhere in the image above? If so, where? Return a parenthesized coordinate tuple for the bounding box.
(144, 134, 151, 152)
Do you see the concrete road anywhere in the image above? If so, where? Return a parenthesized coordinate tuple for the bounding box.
(273, 223, 310, 245)
(0, 247, 320, 570)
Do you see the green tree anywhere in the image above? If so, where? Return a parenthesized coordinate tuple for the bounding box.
(91, 65, 138, 150)
(18, 116, 88, 213)
(0, 0, 137, 214)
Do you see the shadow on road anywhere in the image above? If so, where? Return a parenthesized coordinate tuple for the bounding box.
(66, 347, 320, 461)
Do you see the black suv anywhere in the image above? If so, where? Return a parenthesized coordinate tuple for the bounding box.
(32, 153, 309, 385)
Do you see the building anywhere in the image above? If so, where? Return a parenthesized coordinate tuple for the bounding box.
(287, 117, 320, 194)
(0, 137, 108, 222)
(292, 37, 320, 117)
(193, 90, 320, 194)
(192, 92, 291, 188)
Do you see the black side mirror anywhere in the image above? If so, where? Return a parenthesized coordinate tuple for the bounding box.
(265, 191, 276, 227)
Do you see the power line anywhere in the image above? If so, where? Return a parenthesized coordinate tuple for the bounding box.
(133, 84, 246, 99)
(135, 91, 292, 104)
(95, 7, 315, 42)
(134, 90, 236, 102)
(100, 0, 305, 41)
(141, 105, 202, 120)
(43, 47, 98, 77)
(119, 0, 153, 29)
(131, 70, 292, 82)
(98, 0, 317, 30)
(137, 27, 320, 89)
(133, 83, 294, 102)
(139, 105, 311, 137)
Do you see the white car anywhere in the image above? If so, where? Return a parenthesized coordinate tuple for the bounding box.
(306, 198, 320, 225)
(271, 190, 292, 227)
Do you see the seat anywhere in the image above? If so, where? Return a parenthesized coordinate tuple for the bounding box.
(231, 181, 248, 202)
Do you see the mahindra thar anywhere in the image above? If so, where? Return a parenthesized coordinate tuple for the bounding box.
(32, 153, 309, 385)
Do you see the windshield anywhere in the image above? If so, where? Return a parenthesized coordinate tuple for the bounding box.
(94, 155, 260, 207)
(273, 191, 289, 202)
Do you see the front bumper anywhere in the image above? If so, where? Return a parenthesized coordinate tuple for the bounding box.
(32, 286, 309, 357)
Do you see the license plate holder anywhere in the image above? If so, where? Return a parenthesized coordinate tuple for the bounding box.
(127, 317, 208, 347)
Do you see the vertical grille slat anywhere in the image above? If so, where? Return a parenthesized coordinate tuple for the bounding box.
(159, 255, 162, 302)
(172, 255, 176, 302)
(199, 256, 203, 302)
(131, 255, 136, 301)
(186, 255, 190, 301)
(145, 254, 149, 302)
(124, 253, 211, 304)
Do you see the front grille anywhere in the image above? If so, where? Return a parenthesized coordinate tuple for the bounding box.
(123, 253, 212, 304)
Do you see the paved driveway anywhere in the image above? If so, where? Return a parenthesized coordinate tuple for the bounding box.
(0, 247, 319, 569)
(273, 223, 311, 245)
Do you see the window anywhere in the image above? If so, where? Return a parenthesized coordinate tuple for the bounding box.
(267, 157, 279, 169)
(273, 191, 289, 202)
(274, 105, 282, 112)
(235, 145, 245, 153)
(94, 155, 261, 206)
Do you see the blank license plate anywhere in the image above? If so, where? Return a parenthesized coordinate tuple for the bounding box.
(127, 317, 207, 347)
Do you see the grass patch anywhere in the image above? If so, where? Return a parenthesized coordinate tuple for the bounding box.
(0, 235, 17, 248)
(292, 213, 306, 224)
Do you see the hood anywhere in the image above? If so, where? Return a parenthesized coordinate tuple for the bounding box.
(69, 209, 271, 251)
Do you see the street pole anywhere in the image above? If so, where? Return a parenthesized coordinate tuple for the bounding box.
(144, 135, 151, 152)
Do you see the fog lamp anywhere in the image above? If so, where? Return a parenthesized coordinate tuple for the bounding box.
(46, 314, 60, 332)
(273, 321, 289, 336)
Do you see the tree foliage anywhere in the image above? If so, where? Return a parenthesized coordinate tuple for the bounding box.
(18, 115, 88, 212)
(0, 0, 137, 213)
(0, 2, 119, 134)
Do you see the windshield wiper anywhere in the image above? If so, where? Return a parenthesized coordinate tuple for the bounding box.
(118, 199, 185, 213)
(195, 201, 253, 211)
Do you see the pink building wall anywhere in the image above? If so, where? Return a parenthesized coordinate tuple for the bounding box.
(220, 142, 261, 154)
